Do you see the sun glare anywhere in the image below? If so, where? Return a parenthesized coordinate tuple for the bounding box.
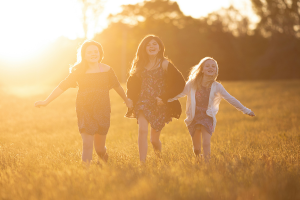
(0, 0, 82, 61)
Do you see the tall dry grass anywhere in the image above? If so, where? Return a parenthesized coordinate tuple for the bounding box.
(0, 80, 299, 200)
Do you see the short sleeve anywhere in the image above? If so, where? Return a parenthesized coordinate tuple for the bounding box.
(58, 71, 79, 91)
(108, 68, 121, 89)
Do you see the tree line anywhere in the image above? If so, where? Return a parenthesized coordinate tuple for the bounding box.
(95, 0, 300, 81)
(0, 0, 299, 86)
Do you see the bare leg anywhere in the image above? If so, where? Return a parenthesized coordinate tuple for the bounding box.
(150, 127, 162, 155)
(192, 128, 202, 157)
(94, 134, 108, 162)
(138, 112, 149, 162)
(201, 126, 211, 162)
(81, 133, 94, 163)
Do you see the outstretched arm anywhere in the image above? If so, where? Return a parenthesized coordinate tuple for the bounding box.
(219, 85, 255, 117)
(34, 86, 65, 108)
(167, 81, 190, 102)
(113, 85, 133, 109)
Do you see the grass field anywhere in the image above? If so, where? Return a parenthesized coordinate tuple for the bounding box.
(0, 80, 299, 200)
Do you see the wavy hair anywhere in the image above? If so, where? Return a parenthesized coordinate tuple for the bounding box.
(70, 40, 104, 73)
(188, 57, 219, 89)
(130, 35, 166, 76)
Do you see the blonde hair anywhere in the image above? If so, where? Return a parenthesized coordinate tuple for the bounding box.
(188, 57, 219, 89)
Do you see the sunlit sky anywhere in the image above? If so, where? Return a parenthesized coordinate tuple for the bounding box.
(0, 0, 256, 60)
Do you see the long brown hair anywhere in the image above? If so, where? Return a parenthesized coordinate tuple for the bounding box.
(70, 40, 104, 73)
(188, 57, 219, 89)
(130, 35, 166, 76)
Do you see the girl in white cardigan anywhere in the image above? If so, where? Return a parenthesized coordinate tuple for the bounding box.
(168, 57, 255, 162)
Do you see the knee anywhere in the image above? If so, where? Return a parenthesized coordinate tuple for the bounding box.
(151, 140, 160, 146)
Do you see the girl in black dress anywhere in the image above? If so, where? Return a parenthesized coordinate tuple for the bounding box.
(35, 40, 133, 164)
(126, 35, 185, 162)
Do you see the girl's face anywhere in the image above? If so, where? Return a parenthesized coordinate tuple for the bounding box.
(84, 45, 100, 63)
(146, 39, 160, 56)
(202, 60, 217, 76)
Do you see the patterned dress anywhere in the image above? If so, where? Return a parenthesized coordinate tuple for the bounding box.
(59, 68, 120, 135)
(188, 85, 214, 136)
(134, 66, 171, 132)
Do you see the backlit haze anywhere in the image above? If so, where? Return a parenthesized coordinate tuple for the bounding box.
(0, 0, 256, 61)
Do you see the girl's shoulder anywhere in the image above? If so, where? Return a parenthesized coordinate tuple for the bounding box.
(213, 81, 222, 86)
(100, 63, 111, 72)
(162, 59, 169, 71)
(184, 80, 194, 90)
(213, 81, 225, 91)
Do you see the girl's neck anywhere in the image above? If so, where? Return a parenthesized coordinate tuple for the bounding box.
(148, 55, 157, 64)
(202, 75, 214, 87)
(87, 62, 99, 70)
(145, 56, 160, 70)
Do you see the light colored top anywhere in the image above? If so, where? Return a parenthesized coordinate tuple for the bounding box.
(168, 80, 252, 132)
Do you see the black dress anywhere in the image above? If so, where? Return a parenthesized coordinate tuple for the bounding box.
(58, 68, 120, 135)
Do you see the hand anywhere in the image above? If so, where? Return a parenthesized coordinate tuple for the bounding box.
(34, 100, 48, 108)
(156, 97, 164, 106)
(248, 111, 255, 117)
(125, 98, 133, 109)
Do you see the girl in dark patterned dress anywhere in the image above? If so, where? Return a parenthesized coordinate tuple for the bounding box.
(126, 35, 185, 162)
(168, 57, 255, 162)
(35, 40, 133, 164)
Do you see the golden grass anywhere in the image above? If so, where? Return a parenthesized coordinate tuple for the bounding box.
(0, 80, 299, 200)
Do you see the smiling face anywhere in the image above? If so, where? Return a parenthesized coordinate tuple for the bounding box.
(145, 39, 160, 56)
(84, 45, 100, 63)
(202, 59, 217, 76)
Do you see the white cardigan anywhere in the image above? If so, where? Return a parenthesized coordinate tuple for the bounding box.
(168, 81, 252, 132)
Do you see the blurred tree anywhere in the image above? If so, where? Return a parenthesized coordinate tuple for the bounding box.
(108, 0, 185, 27)
(79, 0, 106, 38)
(95, 0, 268, 80)
(251, 0, 300, 79)
(2, 0, 299, 86)
(251, 0, 300, 38)
(206, 6, 251, 37)
(98, 0, 190, 80)
(101, 0, 266, 80)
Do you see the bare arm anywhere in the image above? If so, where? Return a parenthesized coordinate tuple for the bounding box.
(167, 81, 190, 102)
(34, 86, 65, 108)
(113, 85, 133, 109)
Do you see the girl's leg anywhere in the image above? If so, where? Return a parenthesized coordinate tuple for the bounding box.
(192, 128, 202, 157)
(138, 112, 149, 162)
(150, 128, 162, 153)
(201, 126, 212, 162)
(81, 133, 94, 163)
(94, 134, 108, 162)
